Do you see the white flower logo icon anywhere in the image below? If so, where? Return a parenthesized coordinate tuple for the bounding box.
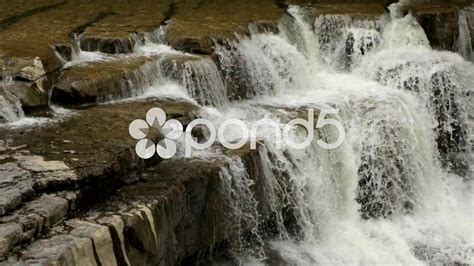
(129, 107, 183, 159)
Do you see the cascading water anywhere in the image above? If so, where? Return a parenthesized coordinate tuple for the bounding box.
(202, 3, 473, 264)
(1, 1, 470, 263)
(313, 13, 387, 69)
(0, 87, 24, 123)
(160, 55, 229, 107)
(0, 69, 25, 123)
(65, 34, 112, 67)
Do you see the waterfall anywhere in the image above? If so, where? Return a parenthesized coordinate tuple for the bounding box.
(313, 13, 386, 69)
(160, 55, 228, 107)
(64, 34, 112, 68)
(357, 14, 472, 176)
(211, 4, 473, 264)
(1, 1, 471, 263)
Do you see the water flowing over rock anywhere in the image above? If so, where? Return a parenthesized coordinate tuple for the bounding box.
(0, 0, 473, 265)
(160, 54, 229, 106)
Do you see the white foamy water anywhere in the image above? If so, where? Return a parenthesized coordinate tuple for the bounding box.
(203, 4, 474, 265)
(0, 2, 471, 264)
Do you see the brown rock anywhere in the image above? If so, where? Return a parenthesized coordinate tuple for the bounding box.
(166, 0, 284, 54)
(51, 56, 160, 105)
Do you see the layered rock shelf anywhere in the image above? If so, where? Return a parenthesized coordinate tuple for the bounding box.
(0, 0, 473, 264)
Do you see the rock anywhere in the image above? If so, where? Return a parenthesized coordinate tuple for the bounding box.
(310, 3, 387, 16)
(0, 0, 175, 118)
(165, 0, 284, 54)
(1, 98, 199, 192)
(0, 98, 199, 256)
(78, 0, 173, 54)
(0, 194, 71, 257)
(0, 2, 107, 76)
(19, 234, 98, 265)
(0, 57, 46, 81)
(0, 224, 22, 256)
(160, 54, 229, 106)
(67, 220, 118, 266)
(0, 168, 35, 216)
(286, 0, 395, 5)
(4, 140, 291, 264)
(401, 1, 472, 52)
(51, 56, 160, 105)
(2, 80, 50, 112)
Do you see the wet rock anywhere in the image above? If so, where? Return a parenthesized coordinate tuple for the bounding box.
(0, 57, 46, 82)
(0, 89, 24, 123)
(0, 194, 71, 257)
(460, 4, 474, 61)
(19, 234, 98, 265)
(401, 1, 473, 52)
(160, 54, 228, 106)
(79, 36, 138, 55)
(78, 0, 172, 54)
(166, 0, 284, 54)
(66, 220, 118, 265)
(429, 71, 469, 176)
(5, 141, 290, 264)
(2, 80, 50, 112)
(412, 6, 460, 51)
(0, 0, 174, 115)
(51, 56, 160, 105)
(0, 98, 199, 256)
(0, 223, 22, 256)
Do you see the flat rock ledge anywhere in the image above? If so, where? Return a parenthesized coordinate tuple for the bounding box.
(0, 98, 199, 259)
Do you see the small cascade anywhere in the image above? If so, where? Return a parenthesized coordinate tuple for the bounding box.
(355, 9, 472, 175)
(358, 47, 471, 175)
(215, 34, 307, 97)
(143, 25, 168, 45)
(383, 14, 430, 48)
(281, 6, 320, 61)
(160, 55, 228, 107)
(351, 93, 440, 219)
(65, 34, 112, 67)
(0, 89, 24, 123)
(313, 14, 387, 69)
(0, 69, 24, 123)
(219, 156, 264, 258)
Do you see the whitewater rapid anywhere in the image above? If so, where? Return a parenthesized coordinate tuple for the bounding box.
(195, 4, 472, 265)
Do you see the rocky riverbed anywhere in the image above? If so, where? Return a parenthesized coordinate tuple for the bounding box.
(0, 0, 473, 265)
